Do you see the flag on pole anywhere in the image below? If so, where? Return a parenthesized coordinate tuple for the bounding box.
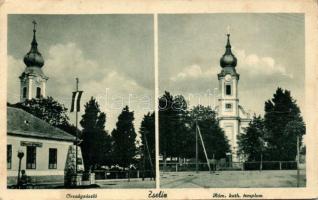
(70, 91, 83, 112)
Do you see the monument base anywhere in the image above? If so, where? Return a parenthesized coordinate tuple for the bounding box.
(64, 173, 83, 187)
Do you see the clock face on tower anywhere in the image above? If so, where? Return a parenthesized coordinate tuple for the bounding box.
(225, 74, 232, 82)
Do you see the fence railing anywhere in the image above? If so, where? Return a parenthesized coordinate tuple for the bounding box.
(159, 161, 300, 172)
(93, 170, 155, 180)
(242, 161, 298, 171)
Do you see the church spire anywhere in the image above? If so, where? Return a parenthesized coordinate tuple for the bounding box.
(226, 26, 232, 49)
(30, 20, 38, 52)
(226, 34, 231, 49)
(23, 20, 44, 68)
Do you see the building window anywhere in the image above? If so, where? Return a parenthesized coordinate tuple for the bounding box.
(7, 145, 12, 169)
(23, 87, 27, 98)
(26, 146, 36, 169)
(225, 103, 232, 109)
(48, 148, 57, 169)
(226, 85, 232, 95)
(36, 87, 41, 98)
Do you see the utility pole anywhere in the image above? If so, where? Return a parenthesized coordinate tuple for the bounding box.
(260, 140, 263, 172)
(142, 151, 145, 181)
(297, 135, 300, 187)
(144, 131, 155, 180)
(260, 152, 263, 171)
(197, 124, 211, 173)
(75, 78, 79, 174)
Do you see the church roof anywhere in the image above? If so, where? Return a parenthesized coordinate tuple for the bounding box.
(220, 34, 237, 68)
(7, 107, 76, 142)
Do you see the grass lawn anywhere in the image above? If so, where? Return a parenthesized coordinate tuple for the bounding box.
(160, 170, 306, 188)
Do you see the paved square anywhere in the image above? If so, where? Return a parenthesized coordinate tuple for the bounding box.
(160, 170, 306, 188)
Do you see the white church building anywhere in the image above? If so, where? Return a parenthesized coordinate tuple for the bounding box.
(216, 34, 251, 162)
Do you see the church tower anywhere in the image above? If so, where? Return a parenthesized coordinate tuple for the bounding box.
(217, 33, 240, 162)
(19, 21, 48, 102)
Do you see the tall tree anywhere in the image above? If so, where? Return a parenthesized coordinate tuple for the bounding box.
(264, 88, 305, 161)
(111, 106, 137, 168)
(11, 97, 79, 136)
(237, 115, 266, 161)
(159, 91, 189, 161)
(190, 105, 230, 160)
(12, 96, 69, 127)
(159, 91, 174, 161)
(139, 112, 155, 175)
(283, 120, 306, 161)
(80, 97, 112, 170)
(171, 95, 188, 159)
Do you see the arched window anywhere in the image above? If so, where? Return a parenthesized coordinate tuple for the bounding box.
(22, 87, 27, 98)
(36, 87, 41, 98)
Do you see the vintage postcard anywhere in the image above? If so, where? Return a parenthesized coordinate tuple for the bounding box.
(0, 0, 317, 199)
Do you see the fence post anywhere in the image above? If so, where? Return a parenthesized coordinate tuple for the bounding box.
(176, 163, 178, 172)
(297, 135, 300, 187)
(260, 153, 263, 171)
(279, 162, 282, 170)
(137, 170, 139, 178)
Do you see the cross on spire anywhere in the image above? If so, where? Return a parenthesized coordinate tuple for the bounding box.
(30, 20, 38, 50)
(32, 20, 37, 32)
(227, 25, 231, 36)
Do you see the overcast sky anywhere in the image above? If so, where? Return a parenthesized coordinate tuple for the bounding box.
(159, 13, 305, 119)
(8, 14, 154, 135)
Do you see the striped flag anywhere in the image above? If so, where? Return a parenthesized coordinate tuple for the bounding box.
(70, 91, 83, 112)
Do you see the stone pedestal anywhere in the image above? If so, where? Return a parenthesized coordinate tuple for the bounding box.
(65, 173, 82, 187)
(72, 173, 82, 186)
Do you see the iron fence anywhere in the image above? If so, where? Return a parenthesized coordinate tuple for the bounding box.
(93, 169, 155, 180)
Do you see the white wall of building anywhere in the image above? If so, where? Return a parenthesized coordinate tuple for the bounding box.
(7, 135, 73, 177)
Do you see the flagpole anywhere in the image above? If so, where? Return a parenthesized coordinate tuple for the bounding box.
(75, 78, 79, 174)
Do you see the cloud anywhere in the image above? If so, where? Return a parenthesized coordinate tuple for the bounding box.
(170, 64, 218, 81)
(45, 43, 108, 87)
(235, 49, 293, 78)
(43, 42, 150, 101)
(170, 49, 293, 85)
(167, 49, 294, 96)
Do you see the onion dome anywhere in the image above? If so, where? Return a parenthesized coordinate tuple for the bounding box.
(23, 20, 44, 68)
(220, 34, 237, 68)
